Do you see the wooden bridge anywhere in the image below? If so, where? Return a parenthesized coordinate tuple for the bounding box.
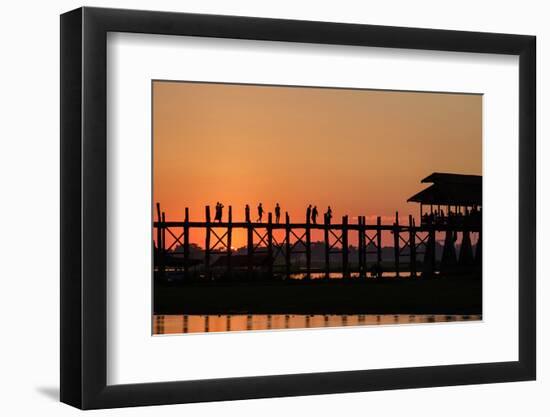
(153, 203, 481, 281)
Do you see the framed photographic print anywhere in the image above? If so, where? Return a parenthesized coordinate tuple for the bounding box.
(60, 7, 536, 409)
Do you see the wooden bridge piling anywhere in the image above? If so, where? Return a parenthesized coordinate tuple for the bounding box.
(285, 212, 291, 279)
(393, 211, 400, 278)
(205, 205, 211, 278)
(156, 203, 164, 276)
(342, 215, 349, 278)
(227, 206, 232, 275)
(247, 213, 253, 278)
(324, 213, 330, 279)
(156, 203, 162, 253)
(409, 215, 417, 278)
(267, 212, 273, 277)
(305, 214, 311, 280)
(376, 216, 382, 268)
(161, 212, 166, 253)
(363, 216, 368, 277)
(183, 207, 190, 278)
(358, 216, 365, 279)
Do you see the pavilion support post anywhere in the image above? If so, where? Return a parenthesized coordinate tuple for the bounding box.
(342, 215, 349, 279)
(285, 212, 291, 279)
(204, 205, 211, 279)
(183, 207, 190, 279)
(430, 225, 436, 270)
(267, 213, 273, 278)
(474, 229, 482, 278)
(441, 228, 458, 274)
(409, 215, 416, 278)
(422, 225, 436, 278)
(458, 228, 474, 266)
(324, 213, 330, 280)
(475, 230, 482, 265)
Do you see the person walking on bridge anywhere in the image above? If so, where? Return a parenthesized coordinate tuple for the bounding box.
(257, 202, 264, 222)
(275, 203, 281, 224)
(325, 206, 333, 224)
(311, 206, 319, 224)
(214, 202, 224, 223)
(245, 204, 251, 222)
(306, 204, 312, 224)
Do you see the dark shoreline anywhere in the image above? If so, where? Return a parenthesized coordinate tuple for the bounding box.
(154, 276, 482, 315)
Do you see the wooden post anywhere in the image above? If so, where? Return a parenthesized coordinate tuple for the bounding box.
(376, 216, 382, 272)
(458, 229, 474, 266)
(422, 224, 436, 278)
(393, 211, 400, 278)
(156, 203, 164, 276)
(205, 205, 211, 279)
(161, 212, 166, 253)
(183, 207, 190, 279)
(247, 213, 254, 279)
(156, 202, 162, 254)
(475, 229, 482, 266)
(305, 211, 311, 280)
(363, 216, 368, 276)
(342, 215, 349, 278)
(267, 212, 273, 278)
(358, 216, 365, 278)
(227, 205, 232, 276)
(324, 213, 330, 279)
(409, 215, 416, 278)
(430, 225, 436, 268)
(285, 212, 291, 279)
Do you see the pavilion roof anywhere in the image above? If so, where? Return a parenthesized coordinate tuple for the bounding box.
(408, 172, 482, 206)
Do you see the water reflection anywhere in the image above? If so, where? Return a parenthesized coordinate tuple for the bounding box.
(153, 313, 482, 335)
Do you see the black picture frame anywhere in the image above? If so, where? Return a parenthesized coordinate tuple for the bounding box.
(60, 6, 536, 410)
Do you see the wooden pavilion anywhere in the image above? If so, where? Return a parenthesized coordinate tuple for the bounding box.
(408, 172, 482, 227)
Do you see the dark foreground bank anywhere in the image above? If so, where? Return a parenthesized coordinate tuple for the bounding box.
(154, 276, 482, 315)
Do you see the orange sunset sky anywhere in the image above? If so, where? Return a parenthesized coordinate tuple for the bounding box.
(153, 81, 481, 248)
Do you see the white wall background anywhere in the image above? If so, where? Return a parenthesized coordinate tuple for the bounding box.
(0, 0, 545, 415)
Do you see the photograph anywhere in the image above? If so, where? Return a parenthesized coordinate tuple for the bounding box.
(152, 81, 483, 334)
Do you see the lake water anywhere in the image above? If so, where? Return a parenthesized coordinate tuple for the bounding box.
(153, 313, 482, 335)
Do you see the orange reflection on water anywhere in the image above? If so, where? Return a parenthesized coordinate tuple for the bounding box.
(153, 314, 482, 335)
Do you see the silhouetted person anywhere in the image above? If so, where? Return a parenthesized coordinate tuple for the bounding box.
(214, 202, 220, 222)
(275, 203, 281, 224)
(311, 206, 318, 224)
(306, 204, 312, 223)
(215, 202, 224, 223)
(325, 206, 333, 224)
(245, 204, 251, 222)
(257, 203, 264, 222)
